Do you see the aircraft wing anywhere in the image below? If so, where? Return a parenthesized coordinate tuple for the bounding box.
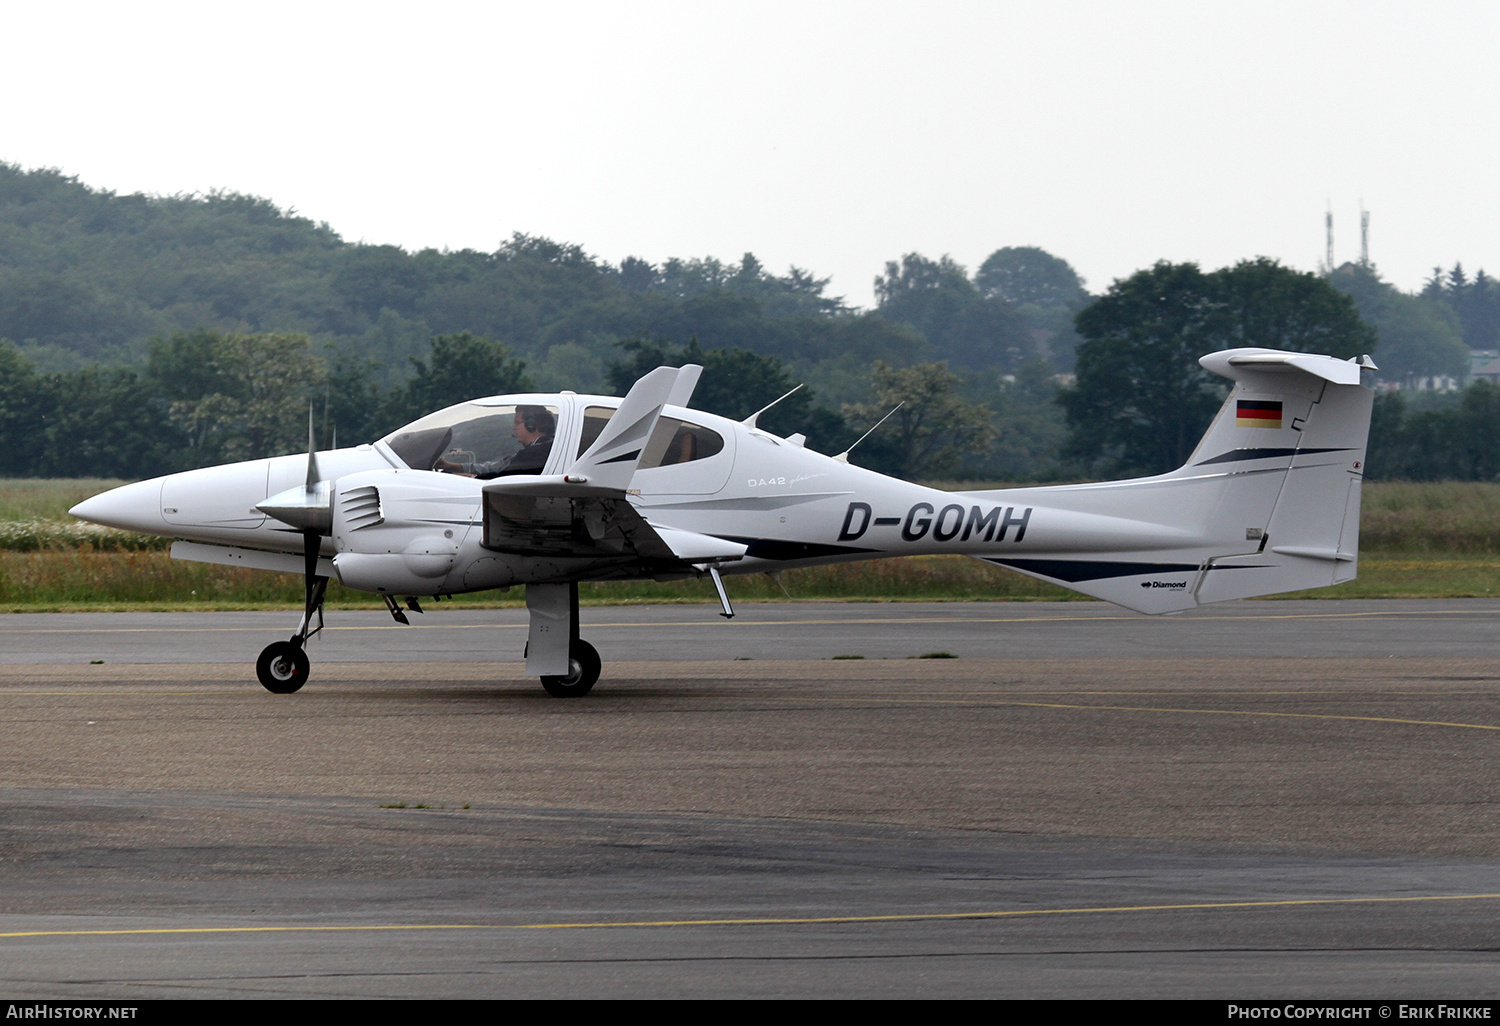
(569, 363, 703, 490)
(480, 362, 739, 567)
(481, 476, 745, 565)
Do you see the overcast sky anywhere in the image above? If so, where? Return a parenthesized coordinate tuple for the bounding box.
(3, 1, 1496, 307)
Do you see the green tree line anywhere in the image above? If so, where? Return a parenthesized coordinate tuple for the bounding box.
(4, 269, 1499, 485)
(5, 163, 1500, 483)
(1060, 259, 1500, 483)
(0, 165, 1083, 404)
(0, 328, 1010, 483)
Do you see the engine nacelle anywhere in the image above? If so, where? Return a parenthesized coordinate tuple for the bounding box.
(332, 552, 451, 595)
(328, 469, 481, 594)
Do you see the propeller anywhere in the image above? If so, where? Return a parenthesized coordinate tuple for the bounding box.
(258, 408, 334, 534)
(257, 407, 336, 643)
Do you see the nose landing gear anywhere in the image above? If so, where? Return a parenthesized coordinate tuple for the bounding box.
(255, 564, 327, 695)
(257, 640, 311, 693)
(255, 424, 334, 695)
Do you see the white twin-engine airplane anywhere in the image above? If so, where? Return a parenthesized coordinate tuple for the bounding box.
(71, 347, 1373, 697)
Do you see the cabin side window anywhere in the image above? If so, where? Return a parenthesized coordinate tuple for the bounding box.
(575, 408, 724, 468)
(639, 418, 725, 468)
(577, 406, 616, 457)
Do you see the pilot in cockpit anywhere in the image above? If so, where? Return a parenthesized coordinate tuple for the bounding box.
(435, 405, 555, 478)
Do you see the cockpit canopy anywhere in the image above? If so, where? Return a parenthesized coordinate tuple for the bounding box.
(380, 396, 727, 478)
(382, 402, 560, 478)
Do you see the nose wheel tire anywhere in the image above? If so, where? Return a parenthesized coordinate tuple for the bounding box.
(257, 641, 310, 694)
(540, 639, 601, 697)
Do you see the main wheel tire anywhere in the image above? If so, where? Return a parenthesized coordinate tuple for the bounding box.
(256, 641, 310, 694)
(540, 639, 601, 697)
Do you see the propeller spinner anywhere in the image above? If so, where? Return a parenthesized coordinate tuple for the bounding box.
(257, 409, 333, 533)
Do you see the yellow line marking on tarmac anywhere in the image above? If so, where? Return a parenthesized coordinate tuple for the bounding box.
(0, 606, 1493, 635)
(7, 688, 1500, 707)
(0, 690, 232, 696)
(4, 893, 1499, 940)
(929, 688, 1500, 695)
(4, 686, 1494, 695)
(753, 694, 1500, 732)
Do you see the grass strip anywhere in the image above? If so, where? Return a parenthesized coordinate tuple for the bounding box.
(1, 478, 1496, 609)
(0, 552, 1081, 611)
(0, 550, 1497, 611)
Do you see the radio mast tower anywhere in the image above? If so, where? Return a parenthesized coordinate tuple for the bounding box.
(1325, 206, 1334, 273)
(1360, 204, 1370, 266)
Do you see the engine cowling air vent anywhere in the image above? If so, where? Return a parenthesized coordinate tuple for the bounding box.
(341, 485, 383, 530)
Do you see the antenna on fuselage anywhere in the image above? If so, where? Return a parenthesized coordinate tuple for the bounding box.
(743, 383, 804, 429)
(765, 570, 793, 599)
(832, 402, 904, 464)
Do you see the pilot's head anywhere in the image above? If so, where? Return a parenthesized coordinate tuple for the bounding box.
(514, 405, 555, 446)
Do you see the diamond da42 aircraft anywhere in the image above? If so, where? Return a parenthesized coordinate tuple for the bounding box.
(70, 346, 1374, 697)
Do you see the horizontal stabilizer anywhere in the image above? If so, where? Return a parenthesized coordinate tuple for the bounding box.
(1200, 348, 1370, 387)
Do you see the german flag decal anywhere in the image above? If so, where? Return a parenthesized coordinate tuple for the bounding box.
(1236, 400, 1282, 429)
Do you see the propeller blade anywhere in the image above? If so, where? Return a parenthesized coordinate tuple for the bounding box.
(304, 529, 321, 585)
(306, 405, 321, 491)
(294, 527, 329, 646)
(259, 406, 333, 532)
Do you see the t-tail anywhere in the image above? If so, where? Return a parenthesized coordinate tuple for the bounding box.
(967, 347, 1375, 614)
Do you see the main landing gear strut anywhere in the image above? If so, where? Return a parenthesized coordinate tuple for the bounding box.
(526, 581, 601, 697)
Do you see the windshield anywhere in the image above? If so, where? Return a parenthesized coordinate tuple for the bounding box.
(382, 403, 560, 476)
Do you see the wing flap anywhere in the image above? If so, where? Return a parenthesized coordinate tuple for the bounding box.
(479, 362, 739, 568)
(481, 478, 744, 566)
